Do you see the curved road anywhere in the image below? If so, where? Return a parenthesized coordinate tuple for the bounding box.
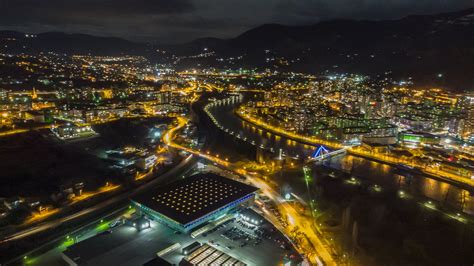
(0, 114, 198, 245)
(0, 154, 196, 244)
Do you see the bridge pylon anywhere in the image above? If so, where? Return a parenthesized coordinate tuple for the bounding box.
(312, 145, 330, 159)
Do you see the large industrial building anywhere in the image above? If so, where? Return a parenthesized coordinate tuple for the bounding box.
(180, 243, 246, 266)
(131, 173, 258, 232)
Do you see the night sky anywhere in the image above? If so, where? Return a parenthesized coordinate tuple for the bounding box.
(0, 0, 472, 43)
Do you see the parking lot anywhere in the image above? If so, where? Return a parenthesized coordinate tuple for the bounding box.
(192, 208, 300, 266)
(30, 208, 300, 266)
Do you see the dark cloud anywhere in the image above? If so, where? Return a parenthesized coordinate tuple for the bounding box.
(0, 0, 472, 43)
(0, 0, 194, 25)
(273, 0, 474, 23)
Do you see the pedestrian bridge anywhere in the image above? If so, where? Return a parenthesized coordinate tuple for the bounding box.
(307, 145, 347, 162)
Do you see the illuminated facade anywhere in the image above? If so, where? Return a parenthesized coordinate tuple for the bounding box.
(399, 131, 440, 146)
(131, 173, 258, 232)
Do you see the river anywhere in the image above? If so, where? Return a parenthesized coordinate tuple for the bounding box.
(208, 96, 474, 215)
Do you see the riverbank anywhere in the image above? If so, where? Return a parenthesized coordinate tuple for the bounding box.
(348, 148, 474, 192)
(236, 108, 474, 191)
(235, 108, 343, 150)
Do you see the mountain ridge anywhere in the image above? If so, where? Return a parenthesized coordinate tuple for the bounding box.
(1, 7, 474, 90)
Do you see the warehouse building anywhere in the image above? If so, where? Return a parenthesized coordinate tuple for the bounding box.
(131, 173, 258, 233)
(180, 243, 246, 266)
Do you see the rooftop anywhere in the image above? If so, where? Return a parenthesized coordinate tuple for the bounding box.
(44, 208, 297, 266)
(143, 256, 172, 266)
(63, 230, 127, 265)
(131, 173, 258, 225)
(183, 243, 246, 266)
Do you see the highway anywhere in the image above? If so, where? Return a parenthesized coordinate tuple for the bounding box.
(238, 105, 474, 190)
(248, 177, 336, 266)
(0, 92, 221, 263)
(236, 106, 343, 150)
(0, 117, 198, 245)
(0, 155, 196, 245)
(162, 141, 337, 264)
(163, 116, 230, 167)
(162, 101, 338, 265)
(0, 125, 52, 137)
(187, 93, 339, 265)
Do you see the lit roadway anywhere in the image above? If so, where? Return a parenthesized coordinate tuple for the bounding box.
(248, 178, 335, 266)
(238, 106, 474, 189)
(236, 106, 343, 150)
(162, 116, 230, 168)
(1, 155, 195, 245)
(1, 104, 214, 247)
(163, 116, 336, 265)
(0, 120, 197, 245)
(0, 124, 52, 137)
